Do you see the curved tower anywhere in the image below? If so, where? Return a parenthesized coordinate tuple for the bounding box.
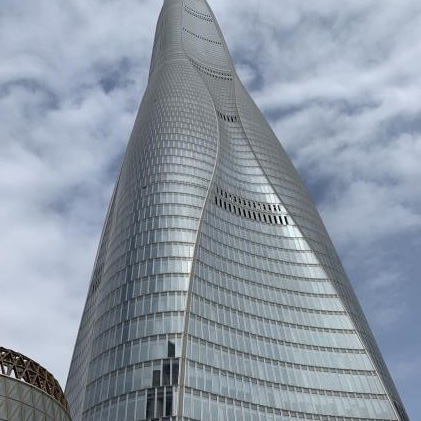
(65, 1, 409, 420)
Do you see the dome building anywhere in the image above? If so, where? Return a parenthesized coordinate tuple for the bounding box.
(0, 347, 71, 421)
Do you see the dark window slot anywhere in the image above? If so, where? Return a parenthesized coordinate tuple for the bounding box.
(166, 389, 173, 416)
(156, 388, 164, 417)
(172, 361, 179, 385)
(163, 361, 171, 385)
(146, 389, 155, 418)
(215, 185, 289, 225)
(152, 370, 161, 387)
(168, 341, 175, 358)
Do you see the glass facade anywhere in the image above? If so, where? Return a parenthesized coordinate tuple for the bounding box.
(65, 1, 409, 420)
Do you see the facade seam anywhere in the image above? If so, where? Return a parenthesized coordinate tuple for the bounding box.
(177, 4, 223, 419)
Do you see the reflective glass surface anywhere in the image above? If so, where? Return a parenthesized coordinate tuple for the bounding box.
(65, 1, 408, 420)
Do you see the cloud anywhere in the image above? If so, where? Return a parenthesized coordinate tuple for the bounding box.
(0, 0, 161, 384)
(0, 0, 419, 418)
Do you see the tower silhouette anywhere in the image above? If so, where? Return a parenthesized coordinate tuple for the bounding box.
(66, 1, 408, 420)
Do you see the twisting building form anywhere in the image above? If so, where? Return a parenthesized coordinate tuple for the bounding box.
(65, 1, 409, 420)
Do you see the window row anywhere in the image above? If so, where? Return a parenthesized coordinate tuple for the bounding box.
(89, 335, 182, 384)
(131, 180, 209, 198)
(203, 209, 317, 251)
(202, 234, 330, 295)
(196, 244, 328, 282)
(93, 313, 185, 361)
(192, 274, 342, 312)
(198, 229, 320, 265)
(190, 294, 360, 349)
(139, 142, 216, 163)
(189, 58, 233, 81)
(216, 111, 239, 123)
(214, 195, 290, 226)
(185, 361, 386, 403)
(106, 290, 187, 325)
(133, 215, 199, 233)
(182, 387, 395, 421)
(189, 316, 372, 371)
(183, 5, 213, 22)
(139, 173, 211, 193)
(142, 161, 213, 179)
(131, 256, 193, 279)
(97, 274, 190, 317)
(85, 358, 179, 410)
(136, 142, 215, 163)
(190, 282, 347, 324)
(135, 156, 216, 179)
(81, 389, 177, 421)
(184, 354, 382, 397)
(96, 292, 187, 338)
(131, 242, 195, 261)
(199, 223, 329, 265)
(193, 260, 333, 296)
(186, 336, 377, 378)
(183, 27, 222, 45)
(128, 228, 197, 248)
(216, 186, 286, 214)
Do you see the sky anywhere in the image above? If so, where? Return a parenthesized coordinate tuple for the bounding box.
(0, 0, 420, 418)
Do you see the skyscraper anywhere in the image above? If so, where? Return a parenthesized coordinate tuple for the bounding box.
(65, 0, 409, 420)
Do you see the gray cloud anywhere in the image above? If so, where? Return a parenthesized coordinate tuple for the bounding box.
(0, 0, 419, 418)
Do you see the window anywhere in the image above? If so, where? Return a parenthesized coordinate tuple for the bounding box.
(146, 389, 155, 418)
(152, 370, 161, 387)
(172, 361, 179, 385)
(214, 186, 292, 226)
(166, 388, 173, 416)
(168, 341, 175, 358)
(163, 361, 171, 385)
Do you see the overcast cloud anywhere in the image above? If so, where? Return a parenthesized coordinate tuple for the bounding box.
(0, 0, 419, 418)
